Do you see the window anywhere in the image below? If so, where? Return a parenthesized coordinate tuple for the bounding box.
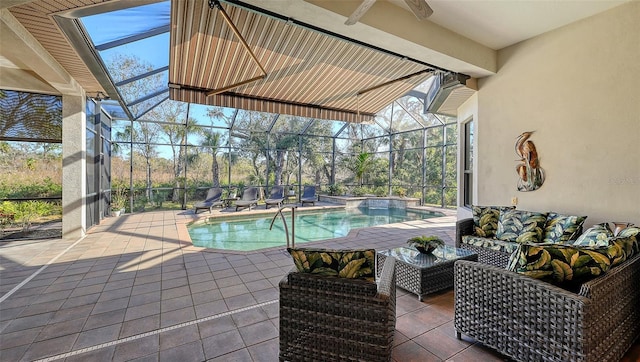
(463, 120, 473, 208)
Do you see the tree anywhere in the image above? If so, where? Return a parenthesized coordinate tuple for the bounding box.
(201, 131, 222, 187)
(353, 152, 373, 186)
(109, 54, 165, 201)
(202, 107, 228, 187)
(151, 100, 201, 202)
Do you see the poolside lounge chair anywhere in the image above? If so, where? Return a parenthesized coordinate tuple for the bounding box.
(264, 186, 285, 209)
(194, 187, 223, 214)
(235, 187, 259, 211)
(300, 185, 317, 206)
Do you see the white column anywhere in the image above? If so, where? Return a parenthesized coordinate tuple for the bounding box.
(62, 93, 86, 239)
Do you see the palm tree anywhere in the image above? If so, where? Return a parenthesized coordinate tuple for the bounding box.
(201, 131, 222, 187)
(203, 107, 229, 188)
(353, 152, 373, 186)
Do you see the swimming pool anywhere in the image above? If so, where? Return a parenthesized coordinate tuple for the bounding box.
(188, 207, 442, 251)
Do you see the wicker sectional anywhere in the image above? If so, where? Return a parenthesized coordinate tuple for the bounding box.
(454, 251, 640, 362)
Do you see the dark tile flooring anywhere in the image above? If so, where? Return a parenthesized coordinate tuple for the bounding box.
(1, 208, 638, 361)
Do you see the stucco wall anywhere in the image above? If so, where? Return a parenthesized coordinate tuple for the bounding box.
(467, 1, 640, 227)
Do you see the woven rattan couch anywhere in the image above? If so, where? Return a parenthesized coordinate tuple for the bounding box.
(279, 257, 396, 362)
(454, 253, 640, 362)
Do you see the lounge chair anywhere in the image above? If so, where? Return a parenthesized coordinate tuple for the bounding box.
(264, 186, 285, 209)
(194, 187, 223, 214)
(235, 187, 259, 211)
(300, 185, 316, 206)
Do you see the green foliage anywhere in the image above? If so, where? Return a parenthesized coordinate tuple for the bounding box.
(392, 186, 407, 197)
(351, 153, 373, 186)
(111, 188, 128, 210)
(351, 186, 371, 197)
(373, 186, 387, 197)
(0, 177, 61, 199)
(0, 209, 14, 232)
(327, 184, 344, 196)
(153, 190, 170, 207)
(406, 235, 445, 250)
(0, 201, 53, 231)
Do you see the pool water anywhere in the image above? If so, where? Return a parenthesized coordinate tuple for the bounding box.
(188, 207, 441, 251)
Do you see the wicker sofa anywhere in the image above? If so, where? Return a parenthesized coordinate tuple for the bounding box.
(454, 210, 640, 361)
(279, 256, 396, 362)
(454, 253, 640, 362)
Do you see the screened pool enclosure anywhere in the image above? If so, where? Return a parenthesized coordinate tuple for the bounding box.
(106, 90, 457, 213)
(57, 0, 460, 220)
(80, 2, 457, 218)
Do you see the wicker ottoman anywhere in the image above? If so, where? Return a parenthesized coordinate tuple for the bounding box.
(377, 245, 477, 301)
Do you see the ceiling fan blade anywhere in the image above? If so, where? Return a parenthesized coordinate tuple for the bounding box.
(345, 0, 377, 25)
(404, 0, 433, 20)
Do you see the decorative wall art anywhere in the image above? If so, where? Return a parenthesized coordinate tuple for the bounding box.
(515, 131, 545, 191)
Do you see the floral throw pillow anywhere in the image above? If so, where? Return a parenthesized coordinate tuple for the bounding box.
(472, 205, 515, 238)
(507, 243, 611, 289)
(287, 248, 375, 280)
(573, 223, 614, 247)
(496, 210, 548, 243)
(542, 212, 587, 244)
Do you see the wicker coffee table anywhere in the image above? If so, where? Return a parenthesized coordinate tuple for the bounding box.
(377, 245, 477, 301)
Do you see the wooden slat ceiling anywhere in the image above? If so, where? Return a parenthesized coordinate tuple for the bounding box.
(9, 0, 105, 95)
(169, 1, 433, 123)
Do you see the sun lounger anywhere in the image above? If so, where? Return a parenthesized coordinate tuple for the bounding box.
(235, 187, 259, 211)
(300, 185, 317, 206)
(194, 187, 223, 213)
(265, 186, 285, 209)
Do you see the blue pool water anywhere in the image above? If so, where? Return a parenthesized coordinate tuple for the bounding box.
(188, 207, 442, 251)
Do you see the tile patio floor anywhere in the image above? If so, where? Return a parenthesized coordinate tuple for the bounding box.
(1, 206, 639, 361)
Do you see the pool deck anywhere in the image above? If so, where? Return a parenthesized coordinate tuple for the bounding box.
(1, 206, 639, 361)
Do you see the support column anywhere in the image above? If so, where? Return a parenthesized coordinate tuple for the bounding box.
(62, 93, 86, 239)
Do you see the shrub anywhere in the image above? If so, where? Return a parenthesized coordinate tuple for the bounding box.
(352, 186, 371, 197)
(0, 177, 62, 199)
(327, 184, 344, 196)
(392, 186, 407, 197)
(373, 186, 387, 197)
(0, 201, 53, 231)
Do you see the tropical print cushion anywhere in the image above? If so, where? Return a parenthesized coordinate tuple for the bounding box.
(618, 226, 640, 256)
(606, 236, 637, 267)
(542, 212, 587, 244)
(573, 223, 614, 247)
(507, 243, 611, 289)
(617, 226, 640, 239)
(461, 235, 520, 255)
(472, 205, 515, 238)
(496, 210, 548, 243)
(287, 248, 375, 280)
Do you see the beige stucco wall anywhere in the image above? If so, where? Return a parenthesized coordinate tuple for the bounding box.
(466, 1, 640, 227)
